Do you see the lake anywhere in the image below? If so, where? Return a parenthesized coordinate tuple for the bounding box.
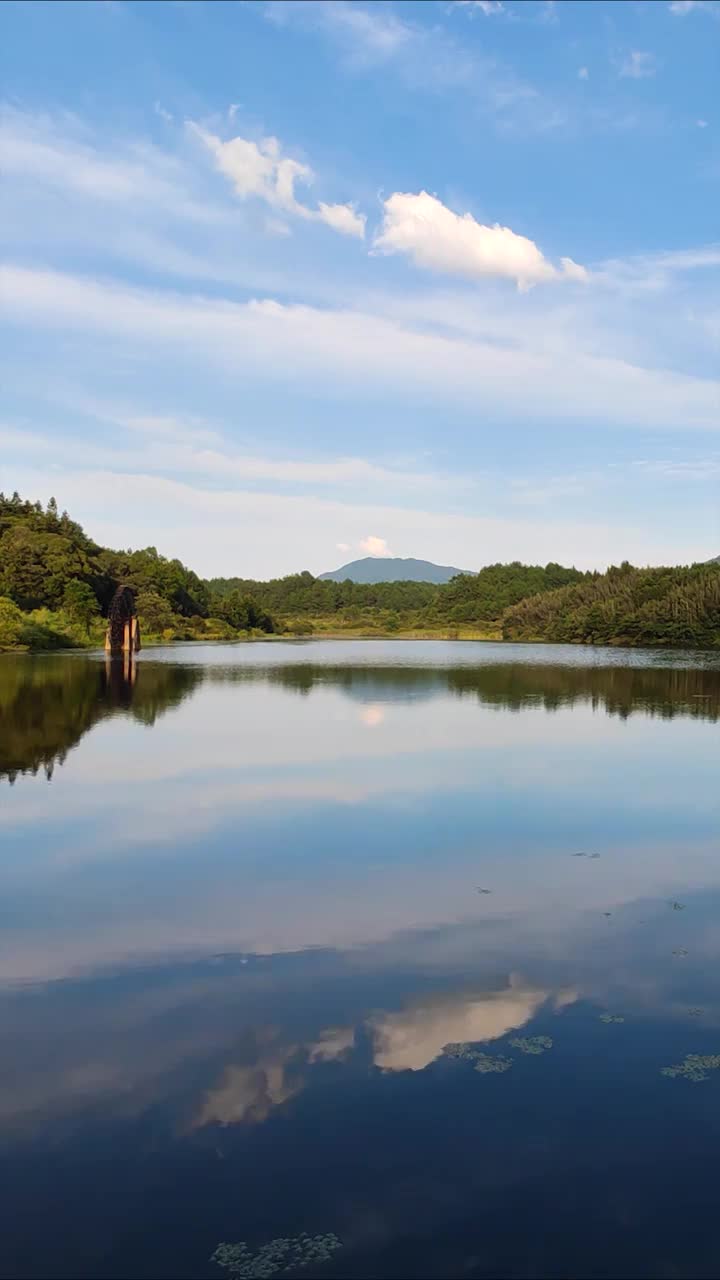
(1, 640, 720, 1280)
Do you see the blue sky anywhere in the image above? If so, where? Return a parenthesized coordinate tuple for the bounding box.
(2, 0, 719, 576)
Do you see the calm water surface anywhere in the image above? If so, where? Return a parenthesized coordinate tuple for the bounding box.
(1, 640, 720, 1280)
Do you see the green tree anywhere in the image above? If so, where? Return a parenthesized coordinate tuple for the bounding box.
(135, 590, 175, 634)
(0, 597, 27, 649)
(62, 580, 100, 634)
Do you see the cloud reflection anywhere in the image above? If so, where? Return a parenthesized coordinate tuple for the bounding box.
(370, 981, 576, 1072)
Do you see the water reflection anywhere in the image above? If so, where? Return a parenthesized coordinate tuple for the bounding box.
(2, 644, 719, 787)
(1, 642, 720, 1279)
(0, 653, 201, 782)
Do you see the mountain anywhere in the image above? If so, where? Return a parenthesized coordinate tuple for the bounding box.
(319, 557, 472, 584)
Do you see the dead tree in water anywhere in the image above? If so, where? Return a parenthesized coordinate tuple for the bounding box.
(105, 586, 141, 657)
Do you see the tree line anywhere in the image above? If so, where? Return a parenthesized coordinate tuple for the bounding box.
(1, 492, 718, 650)
(502, 561, 720, 649)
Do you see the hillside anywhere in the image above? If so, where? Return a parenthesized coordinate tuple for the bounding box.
(2, 492, 719, 650)
(502, 561, 720, 648)
(319, 557, 471, 584)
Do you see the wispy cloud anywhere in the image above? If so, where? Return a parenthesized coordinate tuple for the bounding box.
(265, 1, 564, 134)
(3, 264, 719, 431)
(452, 0, 506, 16)
(668, 0, 720, 16)
(618, 51, 659, 80)
(0, 104, 223, 222)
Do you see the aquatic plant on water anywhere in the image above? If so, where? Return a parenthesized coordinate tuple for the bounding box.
(443, 1043, 512, 1073)
(472, 1053, 513, 1074)
(509, 1036, 553, 1055)
(599, 1014, 625, 1024)
(211, 1233, 343, 1278)
(661, 1054, 720, 1083)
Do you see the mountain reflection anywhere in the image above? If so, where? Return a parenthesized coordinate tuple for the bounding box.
(0, 655, 202, 782)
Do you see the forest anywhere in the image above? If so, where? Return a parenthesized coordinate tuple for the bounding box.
(1, 492, 718, 651)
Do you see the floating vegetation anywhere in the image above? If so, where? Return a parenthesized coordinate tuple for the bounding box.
(661, 1054, 720, 1083)
(599, 1014, 625, 1024)
(688, 1008, 703, 1018)
(443, 1043, 512, 1073)
(672, 948, 689, 958)
(670, 901, 686, 911)
(572, 852, 587, 858)
(473, 1053, 513, 1074)
(476, 887, 492, 894)
(211, 1233, 343, 1278)
(603, 912, 612, 918)
(509, 1036, 553, 1055)
(443, 1042, 481, 1062)
(588, 853, 601, 860)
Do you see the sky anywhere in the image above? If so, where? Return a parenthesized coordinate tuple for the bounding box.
(1, 0, 719, 578)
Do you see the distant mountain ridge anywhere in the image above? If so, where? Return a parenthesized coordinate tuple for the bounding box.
(319, 556, 472, 584)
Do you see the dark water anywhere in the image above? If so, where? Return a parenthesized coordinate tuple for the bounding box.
(1, 640, 720, 1280)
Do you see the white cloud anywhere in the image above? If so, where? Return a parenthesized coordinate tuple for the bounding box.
(578, 66, 589, 80)
(373, 190, 587, 289)
(13, 460, 691, 580)
(153, 102, 173, 124)
(359, 535, 392, 556)
(271, 2, 567, 135)
(317, 200, 365, 237)
(696, 119, 709, 128)
(454, 0, 506, 15)
(0, 105, 224, 223)
(3, 265, 719, 432)
(189, 123, 366, 238)
(539, 0, 559, 22)
(336, 541, 351, 551)
(619, 51, 658, 79)
(668, 0, 718, 13)
(265, 216, 292, 236)
(317, 0, 413, 58)
(0, 416, 439, 495)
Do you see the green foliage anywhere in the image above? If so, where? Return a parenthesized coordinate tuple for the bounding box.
(430, 561, 589, 624)
(208, 570, 437, 622)
(0, 597, 77, 652)
(62, 580, 100, 634)
(217, 588, 274, 633)
(135, 590, 176, 635)
(208, 561, 589, 633)
(502, 561, 720, 648)
(2, 492, 718, 649)
(211, 1233, 343, 1278)
(0, 598, 27, 649)
(0, 492, 276, 645)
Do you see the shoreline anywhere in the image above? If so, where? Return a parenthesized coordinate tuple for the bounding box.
(3, 627, 720, 655)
